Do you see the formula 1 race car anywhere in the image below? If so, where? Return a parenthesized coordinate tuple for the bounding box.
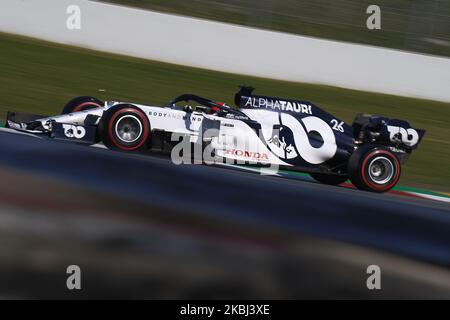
(5, 86, 425, 192)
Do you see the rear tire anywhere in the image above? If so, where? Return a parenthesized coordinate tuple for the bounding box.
(310, 173, 348, 185)
(100, 104, 150, 152)
(62, 96, 103, 114)
(348, 147, 401, 192)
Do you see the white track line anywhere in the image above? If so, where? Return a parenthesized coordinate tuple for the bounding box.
(410, 192, 450, 203)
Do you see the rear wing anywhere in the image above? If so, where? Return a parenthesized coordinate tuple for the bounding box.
(352, 114, 425, 150)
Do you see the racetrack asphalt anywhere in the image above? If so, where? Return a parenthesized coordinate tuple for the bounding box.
(0, 129, 449, 298)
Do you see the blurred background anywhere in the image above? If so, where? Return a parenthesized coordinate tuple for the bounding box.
(103, 0, 450, 57)
(0, 0, 449, 299)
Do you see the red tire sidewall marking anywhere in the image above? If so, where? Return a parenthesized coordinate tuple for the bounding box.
(72, 101, 102, 113)
(360, 149, 400, 191)
(107, 108, 150, 151)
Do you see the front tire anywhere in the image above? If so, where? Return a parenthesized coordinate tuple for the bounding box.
(62, 96, 103, 114)
(101, 104, 151, 152)
(348, 147, 401, 192)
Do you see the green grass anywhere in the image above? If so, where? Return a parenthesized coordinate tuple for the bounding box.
(0, 32, 449, 192)
(101, 0, 450, 57)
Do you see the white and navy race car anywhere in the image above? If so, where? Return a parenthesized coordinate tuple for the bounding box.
(5, 86, 425, 192)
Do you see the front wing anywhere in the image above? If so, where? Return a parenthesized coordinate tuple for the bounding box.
(6, 111, 98, 145)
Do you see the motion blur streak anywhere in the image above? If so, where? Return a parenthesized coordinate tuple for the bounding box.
(0, 130, 449, 298)
(1, 0, 449, 101)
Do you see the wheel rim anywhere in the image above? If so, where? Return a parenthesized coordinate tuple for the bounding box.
(368, 156, 394, 185)
(115, 115, 143, 143)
